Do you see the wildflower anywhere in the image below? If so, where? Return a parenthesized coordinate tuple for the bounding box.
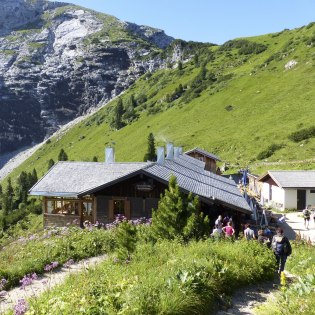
(0, 290, 7, 299)
(63, 259, 74, 268)
(52, 261, 59, 269)
(13, 299, 28, 315)
(19, 273, 37, 289)
(44, 261, 59, 272)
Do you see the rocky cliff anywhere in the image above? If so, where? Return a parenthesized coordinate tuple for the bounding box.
(0, 0, 174, 154)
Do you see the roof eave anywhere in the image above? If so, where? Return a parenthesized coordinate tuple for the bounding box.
(29, 191, 79, 198)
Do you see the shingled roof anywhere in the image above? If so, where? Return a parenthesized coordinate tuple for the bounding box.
(259, 170, 315, 188)
(29, 162, 152, 197)
(185, 147, 221, 161)
(29, 154, 250, 213)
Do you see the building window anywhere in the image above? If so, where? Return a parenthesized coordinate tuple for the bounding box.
(310, 190, 315, 194)
(83, 201, 93, 216)
(114, 200, 125, 216)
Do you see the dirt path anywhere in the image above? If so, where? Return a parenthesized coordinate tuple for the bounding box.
(216, 280, 278, 315)
(215, 210, 312, 315)
(0, 255, 107, 314)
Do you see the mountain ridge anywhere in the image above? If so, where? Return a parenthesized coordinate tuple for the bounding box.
(0, 0, 174, 155)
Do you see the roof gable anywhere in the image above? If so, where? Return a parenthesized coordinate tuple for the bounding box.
(185, 147, 221, 161)
(259, 170, 315, 188)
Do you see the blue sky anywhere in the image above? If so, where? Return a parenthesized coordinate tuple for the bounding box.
(54, 0, 315, 44)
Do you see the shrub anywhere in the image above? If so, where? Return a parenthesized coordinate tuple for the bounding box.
(288, 126, 315, 142)
(257, 143, 284, 160)
(220, 39, 267, 55)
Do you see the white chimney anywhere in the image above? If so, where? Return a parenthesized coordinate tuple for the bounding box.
(179, 147, 183, 155)
(105, 147, 115, 163)
(157, 147, 165, 165)
(174, 147, 180, 158)
(166, 142, 174, 160)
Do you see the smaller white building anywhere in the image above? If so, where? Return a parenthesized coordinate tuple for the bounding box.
(259, 171, 315, 210)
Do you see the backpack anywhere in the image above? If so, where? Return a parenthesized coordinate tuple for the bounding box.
(272, 236, 291, 256)
(303, 209, 310, 218)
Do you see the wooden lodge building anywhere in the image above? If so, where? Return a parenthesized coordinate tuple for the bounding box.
(29, 145, 251, 228)
(185, 147, 221, 173)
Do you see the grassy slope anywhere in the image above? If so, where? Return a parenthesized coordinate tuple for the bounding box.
(4, 23, 315, 183)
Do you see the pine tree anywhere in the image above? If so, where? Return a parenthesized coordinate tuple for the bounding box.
(58, 149, 68, 161)
(116, 221, 137, 261)
(151, 176, 188, 240)
(111, 98, 124, 130)
(2, 178, 14, 215)
(151, 175, 209, 241)
(31, 169, 38, 185)
(92, 156, 98, 162)
(47, 158, 55, 170)
(16, 171, 29, 204)
(143, 133, 156, 161)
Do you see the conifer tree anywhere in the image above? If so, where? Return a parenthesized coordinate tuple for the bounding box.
(58, 148, 68, 161)
(151, 175, 209, 241)
(111, 98, 124, 130)
(92, 156, 98, 162)
(2, 178, 14, 215)
(177, 61, 183, 70)
(16, 171, 29, 204)
(116, 221, 137, 260)
(143, 133, 156, 161)
(47, 158, 55, 170)
(151, 176, 189, 240)
(31, 169, 38, 185)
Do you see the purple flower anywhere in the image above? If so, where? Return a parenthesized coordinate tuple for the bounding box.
(0, 290, 7, 299)
(0, 278, 7, 290)
(13, 299, 28, 315)
(19, 273, 37, 289)
(52, 261, 59, 269)
(44, 264, 53, 272)
(63, 259, 74, 268)
(44, 261, 59, 272)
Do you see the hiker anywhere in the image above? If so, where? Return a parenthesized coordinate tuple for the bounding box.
(211, 224, 223, 238)
(257, 229, 270, 247)
(244, 223, 255, 240)
(222, 222, 235, 238)
(223, 215, 230, 226)
(302, 206, 311, 229)
(263, 225, 273, 239)
(215, 215, 223, 229)
(271, 227, 292, 274)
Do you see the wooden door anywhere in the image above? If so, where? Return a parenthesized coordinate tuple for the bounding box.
(297, 190, 306, 210)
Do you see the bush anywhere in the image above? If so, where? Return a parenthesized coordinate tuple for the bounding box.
(257, 143, 284, 160)
(288, 126, 315, 142)
(220, 39, 267, 55)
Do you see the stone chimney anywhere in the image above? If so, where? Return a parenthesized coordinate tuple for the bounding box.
(105, 147, 115, 163)
(166, 142, 174, 160)
(157, 147, 165, 165)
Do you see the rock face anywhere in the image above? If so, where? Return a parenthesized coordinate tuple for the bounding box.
(0, 0, 174, 154)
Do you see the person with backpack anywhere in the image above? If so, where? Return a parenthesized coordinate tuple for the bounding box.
(303, 206, 311, 229)
(271, 227, 292, 274)
(244, 223, 255, 240)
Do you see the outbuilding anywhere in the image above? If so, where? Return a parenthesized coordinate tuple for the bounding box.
(259, 170, 315, 210)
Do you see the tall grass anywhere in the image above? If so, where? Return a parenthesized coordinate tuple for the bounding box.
(255, 242, 315, 314)
(20, 239, 275, 315)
